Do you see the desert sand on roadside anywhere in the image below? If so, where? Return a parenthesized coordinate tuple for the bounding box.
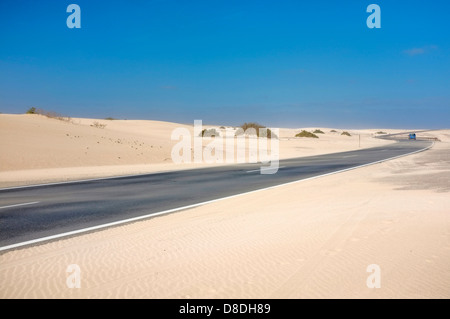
(0, 114, 395, 188)
(0, 118, 449, 298)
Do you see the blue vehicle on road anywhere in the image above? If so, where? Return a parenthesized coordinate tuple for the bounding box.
(409, 133, 416, 140)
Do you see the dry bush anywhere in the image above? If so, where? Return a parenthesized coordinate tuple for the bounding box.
(199, 128, 220, 137)
(295, 130, 319, 138)
(28, 108, 73, 123)
(26, 107, 37, 114)
(91, 121, 107, 129)
(236, 122, 278, 139)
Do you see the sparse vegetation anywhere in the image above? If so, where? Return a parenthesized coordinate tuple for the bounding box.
(341, 131, 351, 136)
(376, 131, 387, 134)
(219, 126, 226, 129)
(199, 128, 220, 137)
(105, 117, 116, 120)
(239, 122, 264, 132)
(330, 130, 338, 133)
(313, 129, 324, 134)
(295, 130, 319, 138)
(235, 122, 278, 139)
(91, 121, 107, 129)
(26, 107, 37, 114)
(26, 108, 73, 122)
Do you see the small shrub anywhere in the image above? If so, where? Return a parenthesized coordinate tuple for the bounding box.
(260, 128, 277, 139)
(26, 107, 37, 114)
(234, 128, 244, 136)
(341, 131, 351, 136)
(295, 130, 319, 138)
(330, 130, 338, 133)
(240, 122, 264, 132)
(105, 117, 116, 120)
(236, 122, 278, 139)
(219, 126, 225, 129)
(313, 129, 324, 134)
(376, 131, 387, 134)
(199, 128, 220, 137)
(30, 108, 73, 122)
(91, 121, 107, 129)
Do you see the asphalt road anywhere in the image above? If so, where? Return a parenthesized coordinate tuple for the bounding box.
(0, 139, 432, 250)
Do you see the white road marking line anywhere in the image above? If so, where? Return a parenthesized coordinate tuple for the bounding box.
(246, 166, 286, 173)
(0, 202, 40, 210)
(0, 171, 175, 191)
(0, 142, 434, 252)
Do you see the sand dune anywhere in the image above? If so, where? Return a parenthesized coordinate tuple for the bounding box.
(0, 123, 448, 298)
(0, 114, 186, 170)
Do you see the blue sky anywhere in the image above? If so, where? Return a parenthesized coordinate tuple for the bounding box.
(0, 0, 449, 128)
